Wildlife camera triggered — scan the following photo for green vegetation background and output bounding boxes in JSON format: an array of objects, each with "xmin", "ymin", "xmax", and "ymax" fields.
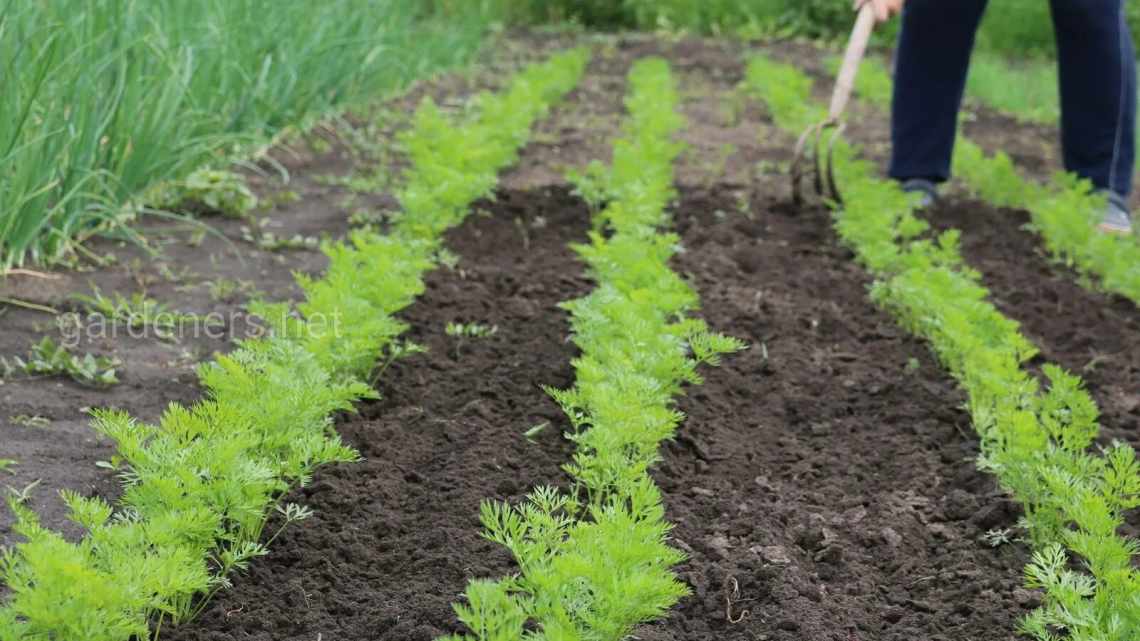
[
  {"xmin": 0, "ymin": 0, "xmax": 494, "ymax": 268},
  {"xmin": 477, "ymin": 0, "xmax": 1140, "ymax": 168},
  {"xmin": 485, "ymin": 0, "xmax": 1139, "ymax": 55},
  {"xmin": 5, "ymin": 0, "xmax": 1132, "ymax": 268}
]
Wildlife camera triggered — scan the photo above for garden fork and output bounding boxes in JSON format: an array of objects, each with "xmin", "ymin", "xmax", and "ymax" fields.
[{"xmin": 791, "ymin": 3, "xmax": 877, "ymax": 207}]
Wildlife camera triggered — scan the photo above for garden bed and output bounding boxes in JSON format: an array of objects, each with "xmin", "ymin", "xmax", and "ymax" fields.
[{"xmin": 2, "ymin": 32, "xmax": 1137, "ymax": 641}]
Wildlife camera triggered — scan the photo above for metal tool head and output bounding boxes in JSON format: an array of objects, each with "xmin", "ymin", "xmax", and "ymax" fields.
[
  {"xmin": 790, "ymin": 119, "xmax": 846, "ymax": 208},
  {"xmin": 789, "ymin": 4, "xmax": 875, "ymax": 210}
]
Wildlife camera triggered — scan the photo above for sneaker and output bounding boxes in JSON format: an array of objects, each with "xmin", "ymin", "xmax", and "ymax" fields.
[
  {"xmin": 900, "ymin": 178, "xmax": 939, "ymax": 209},
  {"xmin": 1098, "ymin": 191, "xmax": 1133, "ymax": 235}
]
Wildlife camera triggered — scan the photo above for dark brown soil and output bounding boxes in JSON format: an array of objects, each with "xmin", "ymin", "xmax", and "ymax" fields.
[
  {"xmin": 164, "ymin": 40, "xmax": 632, "ymax": 641},
  {"xmin": 923, "ymin": 200, "xmax": 1140, "ymax": 447},
  {"xmin": 4, "ymin": 31, "xmax": 1136, "ymax": 641},
  {"xmin": 165, "ymin": 187, "xmax": 592, "ymax": 641},
  {"xmin": 163, "ymin": 35, "xmax": 1042, "ymax": 641},
  {"xmin": 643, "ymin": 188, "xmax": 1031, "ymax": 641},
  {"xmin": 774, "ymin": 37, "xmax": 1139, "ymax": 454},
  {"xmin": 164, "ymin": 187, "xmax": 1031, "ymax": 641},
  {"xmin": 0, "ymin": 160, "xmax": 339, "ymax": 544},
  {"xmin": 0, "ymin": 36, "xmax": 549, "ymax": 545}
]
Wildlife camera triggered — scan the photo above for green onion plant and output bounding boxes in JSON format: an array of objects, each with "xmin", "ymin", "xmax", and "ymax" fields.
[
  {"xmin": 0, "ymin": 0, "xmax": 493, "ymax": 268},
  {"xmin": 0, "ymin": 48, "xmax": 590, "ymax": 641}
]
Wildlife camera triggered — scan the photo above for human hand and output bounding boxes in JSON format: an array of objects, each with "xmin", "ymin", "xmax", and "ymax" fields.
[{"xmin": 854, "ymin": 0, "xmax": 904, "ymax": 22}]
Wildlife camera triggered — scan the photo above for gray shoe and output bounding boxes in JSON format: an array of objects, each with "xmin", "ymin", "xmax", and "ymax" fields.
[
  {"xmin": 901, "ymin": 178, "xmax": 939, "ymax": 209},
  {"xmin": 1099, "ymin": 191, "xmax": 1133, "ymax": 235}
]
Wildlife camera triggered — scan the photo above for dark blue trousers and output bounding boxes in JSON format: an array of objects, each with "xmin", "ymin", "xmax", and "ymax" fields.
[{"xmin": 890, "ymin": 0, "xmax": 1136, "ymax": 197}]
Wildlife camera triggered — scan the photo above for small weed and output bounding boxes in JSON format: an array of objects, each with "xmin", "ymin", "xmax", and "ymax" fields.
[
  {"xmin": 55, "ymin": 311, "xmax": 82, "ymax": 336},
  {"xmin": 0, "ymin": 459, "xmax": 16, "ymax": 474},
  {"xmin": 94, "ymin": 456, "xmax": 122, "ymax": 471},
  {"xmin": 722, "ymin": 87, "xmax": 747, "ymax": 126},
  {"xmin": 1082, "ymin": 354, "xmax": 1110, "ymax": 374},
  {"xmin": 370, "ymin": 340, "xmax": 427, "ymax": 385},
  {"xmin": 207, "ymin": 279, "xmax": 239, "ymax": 302},
  {"xmin": 445, "ymin": 322, "xmax": 498, "ymax": 339},
  {"xmin": 314, "ymin": 131, "xmax": 396, "ymax": 192},
  {"xmin": 240, "ymin": 225, "xmax": 320, "ymax": 251},
  {"xmin": 436, "ymin": 248, "xmax": 461, "ymax": 271},
  {"xmin": 269, "ymin": 190, "xmax": 301, "ymax": 207},
  {"xmin": 10, "ymin": 415, "xmax": 51, "ymax": 429},
  {"xmin": 984, "ymin": 528, "xmax": 1015, "ymax": 548},
  {"xmin": 523, "ymin": 422, "xmax": 549, "ymax": 442},
  {"xmin": 6, "ymin": 479, "xmax": 41, "ymax": 505},
  {"xmin": 313, "ymin": 173, "xmax": 343, "ymax": 187},
  {"xmin": 309, "ymin": 136, "xmax": 333, "ymax": 155},
  {"xmin": 337, "ymin": 194, "xmax": 359, "ymax": 211},
  {"xmin": 345, "ymin": 168, "xmax": 394, "ymax": 194},
  {"xmin": 701, "ymin": 143, "xmax": 736, "ymax": 187},
  {"xmin": 370, "ymin": 106, "xmax": 402, "ymax": 130},
  {"xmin": 348, "ymin": 210, "xmax": 387, "ymax": 228},
  {"xmin": 73, "ymin": 287, "xmax": 191, "ymax": 341},
  {"xmin": 206, "ymin": 278, "xmax": 253, "ymax": 303},
  {"xmin": 157, "ymin": 262, "xmax": 195, "ymax": 284},
  {"xmin": 147, "ymin": 168, "xmax": 259, "ymax": 219},
  {"xmin": 125, "ymin": 257, "xmax": 157, "ymax": 290},
  {"xmin": 1, "ymin": 337, "xmax": 120, "ymax": 387},
  {"xmin": 755, "ymin": 159, "xmax": 785, "ymax": 176},
  {"xmin": 530, "ymin": 129, "xmax": 561, "ymax": 145},
  {"xmin": 164, "ymin": 347, "xmax": 204, "ymax": 370},
  {"xmin": 187, "ymin": 228, "xmax": 208, "ymax": 247},
  {"xmin": 446, "ymin": 321, "xmax": 498, "ymax": 359},
  {"xmin": 514, "ymin": 217, "xmax": 532, "ymax": 250},
  {"xmin": 735, "ymin": 191, "xmax": 754, "ymax": 220}
]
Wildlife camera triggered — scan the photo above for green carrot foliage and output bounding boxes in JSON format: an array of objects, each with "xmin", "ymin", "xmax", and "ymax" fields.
[
  {"xmin": 0, "ymin": 1, "xmax": 501, "ymax": 268},
  {"xmin": 746, "ymin": 54, "xmax": 1140, "ymax": 641},
  {"xmin": 443, "ymin": 57, "xmax": 744, "ymax": 641},
  {"xmin": 0, "ymin": 48, "xmax": 590, "ymax": 641}
]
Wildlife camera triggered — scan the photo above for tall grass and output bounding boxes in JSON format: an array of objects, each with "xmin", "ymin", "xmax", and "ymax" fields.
[
  {"xmin": 966, "ymin": 54, "xmax": 1062, "ymax": 125},
  {"xmin": 0, "ymin": 0, "xmax": 490, "ymax": 268},
  {"xmin": 964, "ymin": 52, "xmax": 1140, "ymax": 171},
  {"xmin": 978, "ymin": 1, "xmax": 1140, "ymax": 55}
]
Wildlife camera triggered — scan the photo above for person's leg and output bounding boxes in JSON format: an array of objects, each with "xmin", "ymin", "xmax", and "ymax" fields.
[
  {"xmin": 1050, "ymin": 0, "xmax": 1136, "ymax": 199},
  {"xmin": 890, "ymin": 0, "xmax": 989, "ymax": 184}
]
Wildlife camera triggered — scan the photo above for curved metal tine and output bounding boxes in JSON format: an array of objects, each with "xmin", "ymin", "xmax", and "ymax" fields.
[
  {"xmin": 811, "ymin": 122, "xmax": 830, "ymax": 198},
  {"xmin": 824, "ymin": 122, "xmax": 848, "ymax": 206},
  {"xmin": 791, "ymin": 123, "xmax": 822, "ymax": 206}
]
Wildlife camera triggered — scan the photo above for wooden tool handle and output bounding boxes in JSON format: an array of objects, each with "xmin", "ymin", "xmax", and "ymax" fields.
[{"xmin": 829, "ymin": 4, "xmax": 877, "ymax": 121}]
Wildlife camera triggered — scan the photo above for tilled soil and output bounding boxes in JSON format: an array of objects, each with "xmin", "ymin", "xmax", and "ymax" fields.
[
  {"xmin": 168, "ymin": 35, "xmax": 1049, "ymax": 641},
  {"xmin": 168, "ymin": 184, "xmax": 1032, "ymax": 641},
  {"xmin": 644, "ymin": 188, "xmax": 1032, "ymax": 641},
  {"xmin": 924, "ymin": 199, "xmax": 1140, "ymax": 456},
  {"xmin": 6, "ymin": 32, "xmax": 1137, "ymax": 641},
  {"xmin": 167, "ymin": 187, "xmax": 593, "ymax": 641},
  {"xmin": 0, "ymin": 35, "xmax": 553, "ymax": 545}
]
